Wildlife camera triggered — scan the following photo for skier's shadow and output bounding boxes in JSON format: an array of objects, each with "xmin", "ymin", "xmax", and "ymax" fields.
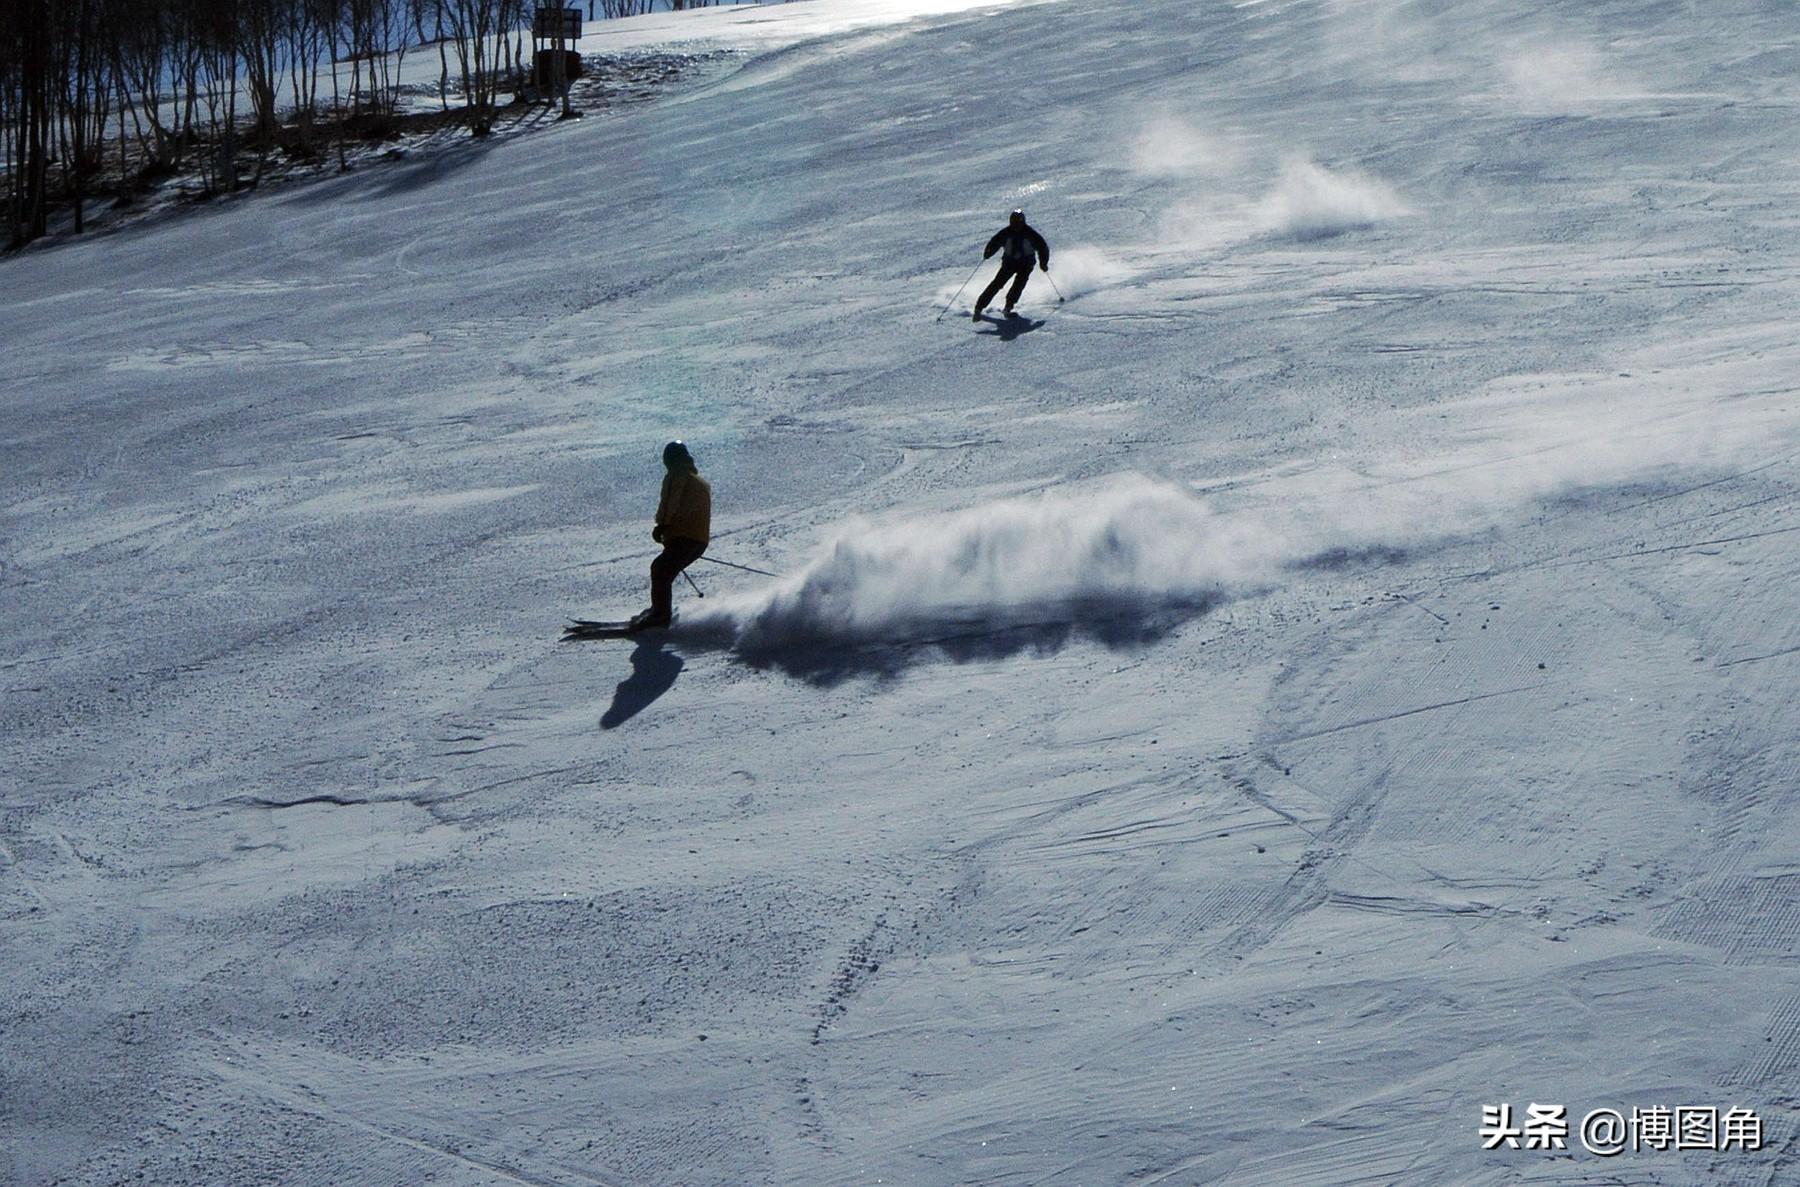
[
  {"xmin": 600, "ymin": 637, "xmax": 684, "ymax": 729},
  {"xmin": 976, "ymin": 313, "xmax": 1045, "ymax": 342}
]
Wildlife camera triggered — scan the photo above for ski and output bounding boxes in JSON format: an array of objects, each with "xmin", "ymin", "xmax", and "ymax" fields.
[
  {"xmin": 562, "ymin": 621, "xmax": 633, "ymax": 640},
  {"xmin": 561, "ymin": 615, "xmax": 676, "ymax": 640}
]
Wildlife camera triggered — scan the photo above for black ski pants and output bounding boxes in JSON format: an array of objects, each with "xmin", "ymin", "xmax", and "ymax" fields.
[
  {"xmin": 976, "ymin": 258, "xmax": 1035, "ymax": 313},
  {"xmin": 651, "ymin": 536, "xmax": 707, "ymax": 617}
]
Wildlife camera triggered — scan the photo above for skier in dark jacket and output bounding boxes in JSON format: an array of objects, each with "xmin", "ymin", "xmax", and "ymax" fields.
[
  {"xmin": 973, "ymin": 209, "xmax": 1050, "ymax": 319},
  {"xmin": 632, "ymin": 440, "xmax": 710, "ymax": 631}
]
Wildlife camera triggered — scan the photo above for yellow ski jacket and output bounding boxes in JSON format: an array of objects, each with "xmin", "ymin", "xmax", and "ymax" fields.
[{"xmin": 656, "ymin": 468, "xmax": 711, "ymax": 545}]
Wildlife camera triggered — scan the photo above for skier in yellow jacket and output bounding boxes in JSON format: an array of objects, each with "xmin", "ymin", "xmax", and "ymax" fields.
[{"xmin": 633, "ymin": 440, "xmax": 710, "ymax": 631}]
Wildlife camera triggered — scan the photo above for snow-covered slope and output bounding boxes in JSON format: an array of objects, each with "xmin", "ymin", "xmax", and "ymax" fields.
[{"xmin": 6, "ymin": 0, "xmax": 1800, "ymax": 1182}]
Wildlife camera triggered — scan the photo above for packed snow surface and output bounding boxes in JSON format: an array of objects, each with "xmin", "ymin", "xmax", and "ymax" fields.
[{"xmin": 6, "ymin": 0, "xmax": 1800, "ymax": 1183}]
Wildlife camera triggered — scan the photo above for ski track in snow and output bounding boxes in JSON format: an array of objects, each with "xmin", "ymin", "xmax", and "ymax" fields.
[{"xmin": 7, "ymin": 0, "xmax": 1800, "ymax": 1183}]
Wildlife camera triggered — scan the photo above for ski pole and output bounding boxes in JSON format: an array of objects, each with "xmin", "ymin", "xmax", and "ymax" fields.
[
  {"xmin": 683, "ymin": 570, "xmax": 704, "ymax": 598},
  {"xmin": 936, "ymin": 260, "xmax": 985, "ymax": 322},
  {"xmin": 1045, "ymin": 269, "xmax": 1067, "ymax": 303},
  {"xmin": 698, "ymin": 555, "xmax": 782, "ymax": 578}
]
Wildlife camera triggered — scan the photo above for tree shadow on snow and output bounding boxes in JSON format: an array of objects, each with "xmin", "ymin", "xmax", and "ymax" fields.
[
  {"xmin": 600, "ymin": 636, "xmax": 685, "ymax": 729},
  {"xmin": 676, "ymin": 594, "xmax": 1218, "ymax": 687},
  {"xmin": 275, "ymin": 129, "xmax": 515, "ymax": 209}
]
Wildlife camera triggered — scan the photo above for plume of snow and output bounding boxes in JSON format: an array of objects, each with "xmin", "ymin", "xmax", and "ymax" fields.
[
  {"xmin": 688, "ymin": 365, "xmax": 1800, "ymax": 660},
  {"xmin": 1129, "ymin": 114, "xmax": 1243, "ymax": 179},
  {"xmin": 1253, "ymin": 155, "xmax": 1411, "ymax": 240},
  {"xmin": 1502, "ymin": 41, "xmax": 1633, "ymax": 111},
  {"xmin": 693, "ymin": 476, "xmax": 1274, "ymax": 650},
  {"xmin": 1049, "ymin": 245, "xmax": 1137, "ymax": 297}
]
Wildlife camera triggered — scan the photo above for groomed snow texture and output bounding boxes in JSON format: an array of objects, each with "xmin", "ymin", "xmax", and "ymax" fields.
[{"xmin": 6, "ymin": 0, "xmax": 1800, "ymax": 1183}]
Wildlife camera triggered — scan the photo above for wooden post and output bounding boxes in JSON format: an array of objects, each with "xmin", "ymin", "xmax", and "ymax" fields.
[{"xmin": 533, "ymin": 7, "xmax": 582, "ymax": 119}]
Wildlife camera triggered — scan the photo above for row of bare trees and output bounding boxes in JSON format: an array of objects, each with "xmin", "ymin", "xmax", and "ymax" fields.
[{"xmin": 5, "ymin": 0, "xmax": 777, "ymax": 249}]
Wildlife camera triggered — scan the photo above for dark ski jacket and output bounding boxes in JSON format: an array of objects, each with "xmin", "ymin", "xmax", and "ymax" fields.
[{"xmin": 985, "ymin": 223, "xmax": 1050, "ymax": 270}]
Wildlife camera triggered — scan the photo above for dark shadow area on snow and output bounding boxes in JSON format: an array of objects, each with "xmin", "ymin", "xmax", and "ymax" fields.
[
  {"xmin": 275, "ymin": 129, "xmax": 518, "ymax": 208},
  {"xmin": 674, "ymin": 594, "xmax": 1219, "ymax": 687},
  {"xmin": 1280, "ymin": 221, "xmax": 1376, "ymax": 243},
  {"xmin": 976, "ymin": 313, "xmax": 1046, "ymax": 341},
  {"xmin": 668, "ymin": 535, "xmax": 1456, "ymax": 686},
  {"xmin": 1289, "ymin": 542, "xmax": 1413, "ymax": 572},
  {"xmin": 600, "ymin": 636, "xmax": 685, "ymax": 728}
]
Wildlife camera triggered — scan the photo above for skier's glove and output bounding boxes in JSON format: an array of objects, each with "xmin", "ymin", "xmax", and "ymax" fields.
[{"xmin": 652, "ymin": 525, "xmax": 665, "ymax": 543}]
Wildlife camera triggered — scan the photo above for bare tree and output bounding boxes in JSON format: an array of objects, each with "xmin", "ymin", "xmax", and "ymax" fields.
[
  {"xmin": 6, "ymin": 0, "xmax": 53, "ymax": 246},
  {"xmin": 0, "ymin": 0, "xmax": 788, "ymax": 247},
  {"xmin": 438, "ymin": 0, "xmax": 527, "ymax": 135}
]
